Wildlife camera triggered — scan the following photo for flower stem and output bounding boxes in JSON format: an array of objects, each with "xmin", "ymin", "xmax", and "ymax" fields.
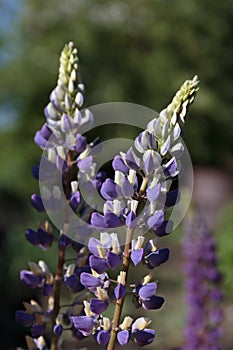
[
  {"xmin": 107, "ymin": 176, "xmax": 149, "ymax": 350},
  {"xmin": 107, "ymin": 228, "xmax": 133, "ymax": 350},
  {"xmin": 50, "ymin": 151, "xmax": 73, "ymax": 350},
  {"xmin": 50, "ymin": 245, "xmax": 66, "ymax": 350}
]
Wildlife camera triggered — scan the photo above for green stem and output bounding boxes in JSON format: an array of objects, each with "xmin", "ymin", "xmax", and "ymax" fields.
[{"xmin": 107, "ymin": 176, "xmax": 149, "ymax": 350}]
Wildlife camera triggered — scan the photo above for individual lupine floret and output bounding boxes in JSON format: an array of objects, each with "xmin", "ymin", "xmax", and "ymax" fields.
[
  {"xmin": 131, "ymin": 317, "xmax": 156, "ymax": 346},
  {"xmin": 114, "ymin": 271, "xmax": 127, "ymax": 300},
  {"xmin": 95, "ymin": 317, "xmax": 111, "ymax": 345},
  {"xmin": 130, "ymin": 236, "xmax": 145, "ymax": 266},
  {"xmin": 143, "ymin": 238, "xmax": 170, "ymax": 269},
  {"xmin": 80, "ymin": 270, "xmax": 110, "ymax": 294},
  {"xmin": 25, "ymin": 221, "xmax": 54, "ymax": 250},
  {"xmin": 133, "ymin": 274, "xmax": 164, "ymax": 310},
  {"xmin": 88, "ymin": 232, "xmax": 121, "ymax": 273},
  {"xmin": 16, "ymin": 300, "xmax": 48, "ymax": 340},
  {"xmin": 20, "ymin": 261, "xmax": 54, "ymax": 297},
  {"xmin": 117, "ymin": 316, "xmax": 134, "ymax": 345}
]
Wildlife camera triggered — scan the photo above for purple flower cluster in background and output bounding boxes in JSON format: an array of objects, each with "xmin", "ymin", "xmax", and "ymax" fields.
[
  {"xmin": 15, "ymin": 41, "xmax": 199, "ymax": 350},
  {"xmin": 182, "ymin": 211, "xmax": 223, "ymax": 350}
]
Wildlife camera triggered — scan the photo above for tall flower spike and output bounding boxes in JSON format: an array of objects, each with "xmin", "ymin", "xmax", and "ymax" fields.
[{"xmin": 182, "ymin": 210, "xmax": 223, "ymax": 350}]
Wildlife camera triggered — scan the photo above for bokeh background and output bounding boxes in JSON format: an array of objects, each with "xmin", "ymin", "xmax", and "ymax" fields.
[{"xmin": 0, "ymin": 0, "xmax": 232, "ymax": 349}]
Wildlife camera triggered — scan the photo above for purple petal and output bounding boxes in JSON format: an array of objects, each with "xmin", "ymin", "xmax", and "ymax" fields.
[
  {"xmin": 91, "ymin": 213, "xmax": 107, "ymax": 228},
  {"xmin": 147, "ymin": 183, "xmax": 161, "ymax": 202},
  {"xmin": 64, "ymin": 274, "xmax": 84, "ymax": 293},
  {"xmin": 71, "ymin": 316, "xmax": 95, "ymax": 336},
  {"xmin": 133, "ymin": 328, "xmax": 156, "ymax": 346},
  {"xmin": 40, "ymin": 124, "xmax": 52, "ymax": 139},
  {"xmin": 70, "ymin": 191, "xmax": 81, "ymax": 211},
  {"xmin": 142, "ymin": 295, "xmax": 164, "ymax": 310},
  {"xmin": 165, "ymin": 190, "xmax": 180, "ymax": 208},
  {"xmin": 89, "ymin": 256, "xmax": 109, "ymax": 274},
  {"xmin": 146, "ymin": 248, "xmax": 169, "ymax": 268},
  {"xmin": 117, "ymin": 330, "xmax": 130, "ymax": 345},
  {"xmin": 20, "ymin": 270, "xmax": 42, "ymax": 288},
  {"xmin": 34, "ymin": 131, "xmax": 48, "ymax": 148},
  {"xmin": 31, "ymin": 323, "xmax": 46, "ymax": 338},
  {"xmin": 15, "ymin": 310, "xmax": 35, "ymax": 327},
  {"xmin": 42, "ymin": 283, "xmax": 53, "ymax": 297},
  {"xmin": 32, "ymin": 165, "xmax": 40, "ymax": 180},
  {"xmin": 58, "ymin": 234, "xmax": 72, "ymax": 248},
  {"xmin": 163, "ymin": 157, "xmax": 178, "ymax": 177},
  {"xmin": 153, "ymin": 220, "xmax": 173, "ymax": 237},
  {"xmin": 96, "ymin": 330, "xmax": 110, "ymax": 345},
  {"xmin": 31, "ymin": 194, "xmax": 45, "ymax": 212},
  {"xmin": 53, "ymin": 324, "xmax": 63, "ymax": 337},
  {"xmin": 139, "ymin": 283, "xmax": 157, "ymax": 300},
  {"xmin": 37, "ymin": 228, "xmax": 53, "ymax": 249},
  {"xmin": 114, "ymin": 284, "xmax": 126, "ymax": 300},
  {"xmin": 80, "ymin": 272, "xmax": 102, "ymax": 291},
  {"xmin": 131, "ymin": 248, "xmax": 144, "ymax": 266},
  {"xmin": 112, "ymin": 155, "xmax": 129, "ymax": 174},
  {"xmin": 147, "ymin": 210, "xmax": 164, "ymax": 229},
  {"xmin": 100, "ymin": 179, "xmax": 118, "ymax": 200},
  {"xmin": 125, "ymin": 148, "xmax": 140, "ymax": 170},
  {"xmin": 88, "ymin": 237, "xmax": 102, "ymax": 256},
  {"xmin": 121, "ymin": 177, "xmax": 134, "ymax": 197},
  {"xmin": 126, "ymin": 211, "xmax": 137, "ymax": 229},
  {"xmin": 78, "ymin": 156, "xmax": 93, "ymax": 171},
  {"xmin": 106, "ymin": 251, "xmax": 121, "ymax": 269},
  {"xmin": 143, "ymin": 152, "xmax": 155, "ymax": 174},
  {"xmin": 76, "ymin": 134, "xmax": 87, "ymax": 153},
  {"xmin": 25, "ymin": 228, "xmax": 39, "ymax": 246},
  {"xmin": 90, "ymin": 298, "xmax": 108, "ymax": 314},
  {"xmin": 104, "ymin": 212, "xmax": 122, "ymax": 228}
]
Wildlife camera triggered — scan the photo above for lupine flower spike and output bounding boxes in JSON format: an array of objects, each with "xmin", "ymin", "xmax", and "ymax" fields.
[
  {"xmin": 182, "ymin": 210, "xmax": 223, "ymax": 350},
  {"xmin": 16, "ymin": 41, "xmax": 199, "ymax": 350}
]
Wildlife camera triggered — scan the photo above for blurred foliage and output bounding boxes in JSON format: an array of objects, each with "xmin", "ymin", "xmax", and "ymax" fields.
[
  {"xmin": 0, "ymin": 0, "xmax": 233, "ymax": 198},
  {"xmin": 0, "ymin": 0, "xmax": 233, "ymax": 349}
]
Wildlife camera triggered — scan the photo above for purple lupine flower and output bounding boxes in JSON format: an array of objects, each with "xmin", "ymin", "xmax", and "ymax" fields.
[
  {"xmin": 88, "ymin": 233, "xmax": 121, "ymax": 273},
  {"xmin": 131, "ymin": 236, "xmax": 145, "ymax": 266},
  {"xmin": 25, "ymin": 227, "xmax": 54, "ymax": 250},
  {"xmin": 100, "ymin": 178, "xmax": 119, "ymax": 200},
  {"xmin": 15, "ymin": 311, "xmax": 35, "ymax": 327},
  {"xmin": 131, "ymin": 317, "xmax": 156, "ymax": 346},
  {"xmin": 96, "ymin": 330, "xmax": 111, "ymax": 345},
  {"xmin": 90, "ymin": 298, "xmax": 108, "ymax": 314},
  {"xmin": 31, "ymin": 323, "xmax": 46, "ymax": 338},
  {"xmin": 133, "ymin": 279, "xmax": 165, "ymax": 311},
  {"xmin": 71, "ymin": 316, "xmax": 95, "ymax": 336},
  {"xmin": 182, "ymin": 212, "xmax": 223, "ymax": 350},
  {"xmin": 20, "ymin": 270, "xmax": 42, "ymax": 288},
  {"xmin": 117, "ymin": 316, "xmax": 133, "ymax": 345},
  {"xmin": 112, "ymin": 155, "xmax": 129, "ymax": 174},
  {"xmin": 31, "ymin": 194, "xmax": 45, "ymax": 212},
  {"xmin": 114, "ymin": 271, "xmax": 127, "ymax": 300},
  {"xmin": 144, "ymin": 239, "xmax": 170, "ymax": 269},
  {"xmin": 53, "ymin": 324, "xmax": 63, "ymax": 337}
]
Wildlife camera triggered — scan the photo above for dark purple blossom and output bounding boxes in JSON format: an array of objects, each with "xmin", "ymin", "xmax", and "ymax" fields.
[
  {"xmin": 15, "ymin": 311, "xmax": 35, "ymax": 327},
  {"xmin": 71, "ymin": 316, "xmax": 95, "ymax": 336},
  {"xmin": 31, "ymin": 194, "xmax": 45, "ymax": 212}
]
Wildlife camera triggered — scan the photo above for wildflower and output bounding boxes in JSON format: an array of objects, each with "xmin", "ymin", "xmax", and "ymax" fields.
[{"xmin": 182, "ymin": 211, "xmax": 223, "ymax": 350}]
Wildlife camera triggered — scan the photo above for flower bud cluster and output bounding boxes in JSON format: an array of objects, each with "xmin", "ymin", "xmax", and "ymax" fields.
[{"xmin": 182, "ymin": 212, "xmax": 223, "ymax": 350}]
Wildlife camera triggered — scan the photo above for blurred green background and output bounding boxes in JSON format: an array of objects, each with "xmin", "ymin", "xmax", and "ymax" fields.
[{"xmin": 0, "ymin": 0, "xmax": 232, "ymax": 349}]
